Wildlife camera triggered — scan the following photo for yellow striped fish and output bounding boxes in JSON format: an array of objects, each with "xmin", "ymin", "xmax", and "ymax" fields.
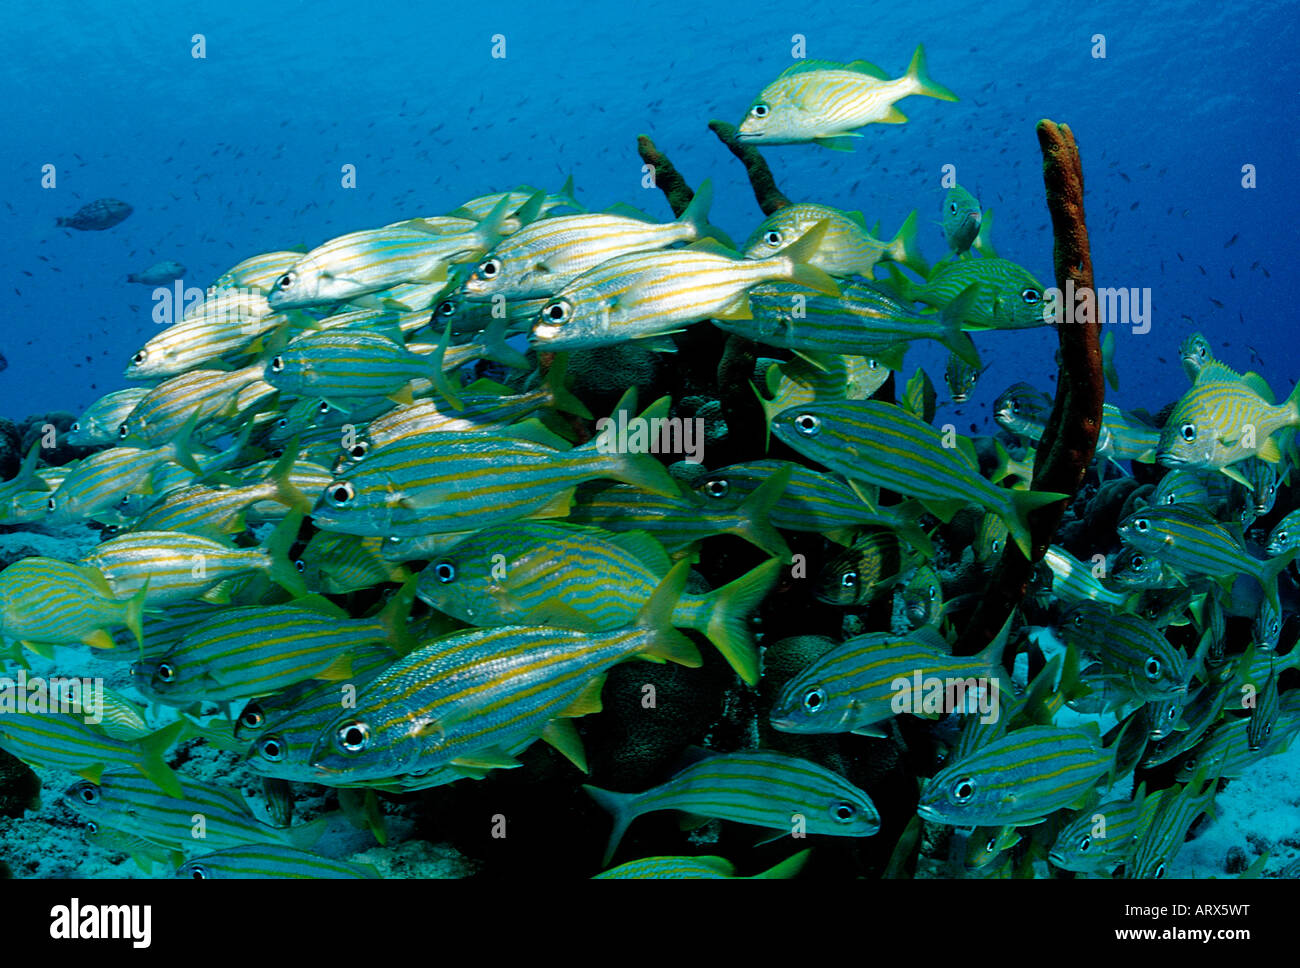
[
  {"xmin": 742, "ymin": 204, "xmax": 928, "ymax": 278},
  {"xmin": 736, "ymin": 46, "xmax": 958, "ymax": 150},
  {"xmin": 0, "ymin": 557, "xmax": 146, "ymax": 652}
]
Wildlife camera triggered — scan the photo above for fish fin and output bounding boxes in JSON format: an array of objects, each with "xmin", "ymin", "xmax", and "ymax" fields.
[
  {"xmin": 527, "ymin": 487, "xmax": 575, "ymax": 520},
  {"xmin": 713, "ymin": 294, "xmax": 753, "ymax": 320},
  {"xmin": 885, "ymin": 210, "xmax": 930, "ymax": 279},
  {"xmin": 850, "ymin": 724, "xmax": 890, "ymax": 738},
  {"xmin": 678, "ymin": 178, "xmax": 714, "ymax": 241},
  {"xmin": 262, "ymin": 510, "xmax": 308, "ymax": 598},
  {"xmin": 813, "ymin": 135, "xmax": 862, "ymax": 151},
  {"xmin": 878, "ymin": 106, "xmax": 909, "ymax": 124},
  {"xmin": 451, "ymin": 748, "xmax": 524, "ymax": 770},
  {"xmin": 1257, "ymin": 437, "xmax": 1282, "ymax": 463},
  {"xmin": 633, "ymin": 560, "xmax": 704, "ymax": 669},
  {"xmin": 562, "ymin": 673, "xmax": 606, "ymax": 718},
  {"xmin": 134, "ymin": 755, "xmax": 184, "ymax": 799},
  {"xmin": 540, "ymin": 718, "xmax": 588, "ymax": 773},
  {"xmin": 1005, "ymin": 489, "xmax": 1069, "ymax": 557},
  {"xmin": 730, "ymin": 464, "xmax": 794, "ymax": 560},
  {"xmin": 80, "ymin": 628, "xmax": 117, "ymax": 651},
  {"xmin": 375, "ymin": 575, "xmax": 419, "ymax": 653},
  {"xmin": 685, "ymin": 237, "xmax": 739, "ymax": 257},
  {"xmin": 605, "ymin": 530, "xmax": 673, "ymax": 575},
  {"xmin": 583, "ymin": 784, "xmax": 639, "ymax": 866},
  {"xmin": 906, "ymin": 43, "xmax": 959, "ymax": 101},
  {"xmin": 1220, "ymin": 465, "xmax": 1251, "ymax": 487},
  {"xmin": 845, "ymin": 59, "xmax": 889, "ymax": 79},
  {"xmin": 540, "ymin": 353, "xmax": 592, "ymax": 419},
  {"xmin": 919, "ymin": 497, "xmax": 968, "ymax": 523},
  {"xmin": 701, "ymin": 557, "xmax": 781, "ymax": 687},
  {"xmin": 777, "ymin": 221, "xmax": 841, "ymax": 297},
  {"xmin": 315, "ymin": 653, "xmax": 355, "ymax": 681}
]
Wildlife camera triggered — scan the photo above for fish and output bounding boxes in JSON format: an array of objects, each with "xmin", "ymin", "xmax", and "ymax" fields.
[
  {"xmin": 1052, "ymin": 603, "xmax": 1189, "ymax": 704},
  {"xmin": 769, "ymin": 621, "xmax": 1010, "ymax": 736},
  {"xmin": 414, "ymin": 520, "xmax": 777, "ymax": 684},
  {"xmin": 733, "ymin": 278, "xmax": 978, "ymax": 369},
  {"xmin": 1125, "ymin": 768, "xmax": 1218, "ymax": 878},
  {"xmin": 447, "ymin": 176, "xmax": 583, "ymax": 230},
  {"xmin": 66, "ymin": 388, "xmax": 152, "ymax": 446},
  {"xmin": 0, "ymin": 557, "xmax": 147, "ymax": 653},
  {"xmin": 460, "ymin": 181, "xmax": 719, "ymax": 300},
  {"xmin": 736, "ymin": 45, "xmax": 958, "ymax": 150},
  {"xmin": 1041, "ymin": 546, "xmax": 1129, "ymax": 607},
  {"xmin": 902, "ymin": 565, "xmax": 945, "ymax": 628},
  {"xmin": 132, "ymin": 585, "xmax": 413, "ymax": 705},
  {"xmin": 211, "ymin": 251, "xmax": 308, "ymax": 294},
  {"xmin": 770, "ymin": 399, "xmax": 1066, "ymax": 556},
  {"xmin": 816, "ymin": 531, "xmax": 908, "ymax": 605},
  {"xmin": 308, "ymin": 564, "xmax": 702, "ymax": 783},
  {"xmin": 1267, "ymin": 510, "xmax": 1300, "ymax": 556},
  {"xmin": 1227, "ymin": 458, "xmax": 1280, "ymax": 526},
  {"xmin": 942, "ymin": 186, "xmax": 982, "ymax": 255},
  {"xmin": 741, "ymin": 204, "xmax": 929, "ymax": 278},
  {"xmin": 126, "ymin": 297, "xmax": 279, "ymax": 380},
  {"xmin": 584, "ymin": 749, "xmax": 880, "ymax": 864},
  {"xmin": 119, "ymin": 364, "xmax": 269, "ymax": 446},
  {"xmin": 1048, "ymin": 783, "xmax": 1155, "ymax": 875},
  {"xmin": 79, "ymin": 515, "xmax": 307, "ymax": 607},
  {"xmin": 267, "ymin": 197, "xmax": 516, "ymax": 309},
  {"xmin": 1156, "ymin": 361, "xmax": 1300, "ymax": 478},
  {"xmin": 66, "ymin": 772, "xmax": 324, "ymax": 855},
  {"xmin": 595, "ymin": 851, "xmax": 810, "ymax": 880},
  {"xmin": 1117, "ymin": 503, "xmax": 1295, "ymax": 614},
  {"xmin": 908, "ymin": 258, "xmax": 1049, "ymax": 330},
  {"xmin": 993, "ymin": 383, "xmax": 1052, "ymax": 441},
  {"xmin": 944, "ymin": 350, "xmax": 985, "ymax": 403},
  {"xmin": 1179, "ymin": 332, "xmax": 1214, "ymax": 381},
  {"xmin": 176, "ymin": 844, "xmax": 378, "ymax": 879},
  {"xmin": 1247, "ymin": 661, "xmax": 1280, "ymax": 752},
  {"xmin": 311, "ymin": 401, "xmax": 680, "ymax": 538},
  {"xmin": 529, "ymin": 224, "xmax": 840, "ymax": 350},
  {"xmin": 917, "ymin": 724, "xmax": 1113, "ymax": 826},
  {"xmin": 57, "ymin": 198, "xmax": 132, "ymax": 230},
  {"xmin": 127, "ymin": 260, "xmax": 186, "ymax": 285}
]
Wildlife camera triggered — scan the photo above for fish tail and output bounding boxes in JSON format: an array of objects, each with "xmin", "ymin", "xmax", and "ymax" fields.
[
  {"xmin": 582, "ymin": 783, "xmax": 639, "ymax": 866},
  {"xmin": 285, "ymin": 814, "xmax": 333, "ymax": 851},
  {"xmin": 556, "ymin": 173, "xmax": 584, "ymax": 212},
  {"xmin": 477, "ymin": 314, "xmax": 532, "ymax": 370},
  {"xmin": 542, "ymin": 353, "xmax": 593, "ymax": 419},
  {"xmin": 776, "ymin": 221, "xmax": 842, "ymax": 297},
  {"xmin": 123, "ymin": 581, "xmax": 149, "ymax": 650},
  {"xmin": 885, "ymin": 211, "xmax": 931, "ymax": 279},
  {"xmin": 753, "ymin": 849, "xmax": 811, "ymax": 878},
  {"xmin": 937, "ymin": 294, "xmax": 981, "ymax": 368},
  {"xmin": 730, "ymin": 463, "xmax": 794, "ymax": 560},
  {"xmin": 377, "ymin": 575, "xmax": 419, "ymax": 653},
  {"xmin": 169, "ymin": 409, "xmax": 202, "ymax": 475},
  {"xmin": 266, "ymin": 441, "xmax": 313, "ymax": 514},
  {"xmin": 1004, "ymin": 488, "xmax": 1068, "ymax": 557},
  {"xmin": 972, "ymin": 209, "xmax": 998, "ymax": 258},
  {"xmin": 427, "ymin": 318, "xmax": 466, "ymax": 411},
  {"xmin": 263, "ymin": 510, "xmax": 308, "ymax": 598},
  {"xmin": 476, "ymin": 192, "xmax": 523, "ymax": 248},
  {"xmin": 906, "ymin": 43, "xmax": 959, "ymax": 102},
  {"xmin": 635, "ymin": 560, "xmax": 703, "ymax": 668},
  {"xmin": 1259, "ymin": 549, "xmax": 1298, "ymax": 615},
  {"xmin": 700, "ymin": 557, "xmax": 781, "ymax": 686},
  {"xmin": 678, "ymin": 177, "xmax": 714, "ymax": 241}
]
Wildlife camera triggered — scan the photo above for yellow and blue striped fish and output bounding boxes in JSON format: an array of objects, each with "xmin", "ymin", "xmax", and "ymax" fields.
[
  {"xmin": 121, "ymin": 364, "xmax": 270, "ymax": 447},
  {"xmin": 67, "ymin": 387, "xmax": 151, "ymax": 446},
  {"xmin": 309, "ymin": 564, "xmax": 701, "ymax": 784},
  {"xmin": 595, "ymin": 851, "xmax": 809, "ymax": 879},
  {"xmin": 416, "ymin": 520, "xmax": 778, "ymax": 684},
  {"xmin": 736, "ymin": 46, "xmax": 958, "ymax": 150},
  {"xmin": 909, "ymin": 258, "xmax": 1049, "ymax": 330},
  {"xmin": 211, "ymin": 251, "xmax": 307, "ymax": 294},
  {"xmin": 742, "ymin": 204, "xmax": 928, "ymax": 278},
  {"xmin": 771, "ymin": 399, "xmax": 1065, "ymax": 557},
  {"xmin": 1125, "ymin": 767, "xmax": 1218, "ymax": 879},
  {"xmin": 918, "ymin": 724, "xmax": 1113, "ymax": 826},
  {"xmin": 1053, "ymin": 603, "xmax": 1189, "ymax": 704},
  {"xmin": 176, "ymin": 844, "xmax": 378, "ymax": 879},
  {"xmin": 0, "ymin": 557, "xmax": 146, "ymax": 653},
  {"xmin": 584, "ymin": 749, "xmax": 880, "ymax": 864},
  {"xmin": 530, "ymin": 223, "xmax": 840, "ymax": 350},
  {"xmin": 126, "ymin": 294, "xmax": 278, "ymax": 379},
  {"xmin": 1048, "ymin": 783, "xmax": 1156, "ymax": 875}
]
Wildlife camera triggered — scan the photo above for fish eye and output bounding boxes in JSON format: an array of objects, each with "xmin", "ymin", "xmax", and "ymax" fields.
[
  {"xmin": 132, "ymin": 350, "xmax": 147, "ymax": 365},
  {"xmin": 85, "ymin": 821, "xmax": 99, "ymax": 834},
  {"xmin": 1079, "ymin": 836, "xmax": 1091, "ymax": 853},
  {"xmin": 1132, "ymin": 554, "xmax": 1145, "ymax": 568},
  {"xmin": 1279, "ymin": 532, "xmax": 1289, "ymax": 542},
  {"xmin": 46, "ymin": 497, "xmax": 56, "ymax": 511},
  {"xmin": 543, "ymin": 300, "xmax": 569, "ymax": 323},
  {"xmin": 985, "ymin": 836, "xmax": 997, "ymax": 852},
  {"xmin": 928, "ymin": 586, "xmax": 938, "ymax": 601},
  {"xmin": 433, "ymin": 561, "xmax": 457, "ymax": 584},
  {"xmin": 317, "ymin": 401, "xmax": 332, "ymax": 415},
  {"xmin": 349, "ymin": 441, "xmax": 368, "ymax": 459},
  {"xmin": 703, "ymin": 478, "xmax": 730, "ymax": 499},
  {"xmin": 949, "ymin": 202, "xmax": 958, "ymax": 214},
  {"xmin": 1071, "ymin": 612, "xmax": 1085, "ymax": 627},
  {"xmin": 1166, "ymin": 706, "xmax": 1178, "ymax": 721},
  {"xmin": 1134, "ymin": 518, "xmax": 1149, "ymax": 532},
  {"xmin": 802, "ymin": 687, "xmax": 827, "ymax": 712},
  {"xmin": 478, "ymin": 258, "xmax": 501, "ymax": 279},
  {"xmin": 335, "ymin": 721, "xmax": 370, "ymax": 754},
  {"xmin": 1143, "ymin": 656, "xmax": 1162, "ymax": 681},
  {"xmin": 950, "ymin": 777, "xmax": 976, "ymax": 803},
  {"xmin": 277, "ymin": 272, "xmax": 295, "ymax": 290},
  {"xmin": 294, "ymin": 558, "xmax": 306, "ymax": 573},
  {"xmin": 70, "ymin": 421, "xmax": 81, "ymax": 432},
  {"xmin": 1020, "ymin": 288, "xmax": 1041, "ymax": 304},
  {"xmin": 239, "ymin": 707, "xmax": 265, "ymax": 730},
  {"xmin": 156, "ymin": 662, "xmax": 176, "ymax": 683},
  {"xmin": 117, "ymin": 423, "xmax": 130, "ymax": 439},
  {"xmin": 793, "ymin": 413, "xmax": 821, "ymax": 437},
  {"xmin": 259, "ymin": 736, "xmax": 285, "ymax": 762},
  {"xmin": 435, "ymin": 300, "xmax": 456, "ymax": 317},
  {"xmin": 991, "ymin": 539, "xmax": 1001, "ymax": 554},
  {"xmin": 275, "ymin": 418, "xmax": 289, "ymax": 430},
  {"xmin": 270, "ymin": 356, "xmax": 285, "ymax": 373},
  {"xmin": 187, "ymin": 865, "xmax": 211, "ymax": 880},
  {"xmin": 763, "ymin": 230, "xmax": 783, "ymax": 247},
  {"xmin": 840, "ymin": 571, "xmax": 858, "ymax": 589},
  {"xmin": 1010, "ymin": 399, "xmax": 1020, "ymax": 412},
  {"xmin": 1154, "ymin": 863, "xmax": 1166, "ymax": 879},
  {"xmin": 78, "ymin": 785, "xmax": 100, "ymax": 805},
  {"xmin": 831, "ymin": 802, "xmax": 857, "ymax": 823},
  {"xmin": 750, "ymin": 102, "xmax": 770, "ymax": 119},
  {"xmin": 1180, "ymin": 424, "xmax": 1196, "ymax": 441},
  {"xmin": 328, "ymin": 482, "xmax": 355, "ymax": 507}
]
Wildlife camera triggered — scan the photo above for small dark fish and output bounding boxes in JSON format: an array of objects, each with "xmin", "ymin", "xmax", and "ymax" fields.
[
  {"xmin": 1209, "ymin": 298, "xmax": 1224, "ymax": 308},
  {"xmin": 56, "ymin": 198, "xmax": 132, "ymax": 231},
  {"xmin": 1225, "ymin": 234, "xmax": 1238, "ymax": 248},
  {"xmin": 0, "ymin": 351, "xmax": 7, "ymax": 372}
]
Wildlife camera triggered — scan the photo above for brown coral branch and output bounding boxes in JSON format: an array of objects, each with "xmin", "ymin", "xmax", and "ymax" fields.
[
  {"xmin": 707, "ymin": 121, "xmax": 791, "ymax": 216},
  {"xmin": 636, "ymin": 135, "xmax": 695, "ymax": 217},
  {"xmin": 955, "ymin": 120, "xmax": 1105, "ymax": 658}
]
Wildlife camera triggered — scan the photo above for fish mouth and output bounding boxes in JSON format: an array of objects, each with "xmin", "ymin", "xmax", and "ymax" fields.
[{"xmin": 915, "ymin": 802, "xmax": 946, "ymax": 823}]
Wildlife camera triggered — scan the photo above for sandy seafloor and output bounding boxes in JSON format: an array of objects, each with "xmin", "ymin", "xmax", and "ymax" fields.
[{"xmin": 0, "ymin": 528, "xmax": 1297, "ymax": 881}]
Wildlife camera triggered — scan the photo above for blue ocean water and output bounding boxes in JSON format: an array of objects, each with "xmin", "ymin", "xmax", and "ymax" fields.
[{"xmin": 2, "ymin": 0, "xmax": 1296, "ymax": 425}]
